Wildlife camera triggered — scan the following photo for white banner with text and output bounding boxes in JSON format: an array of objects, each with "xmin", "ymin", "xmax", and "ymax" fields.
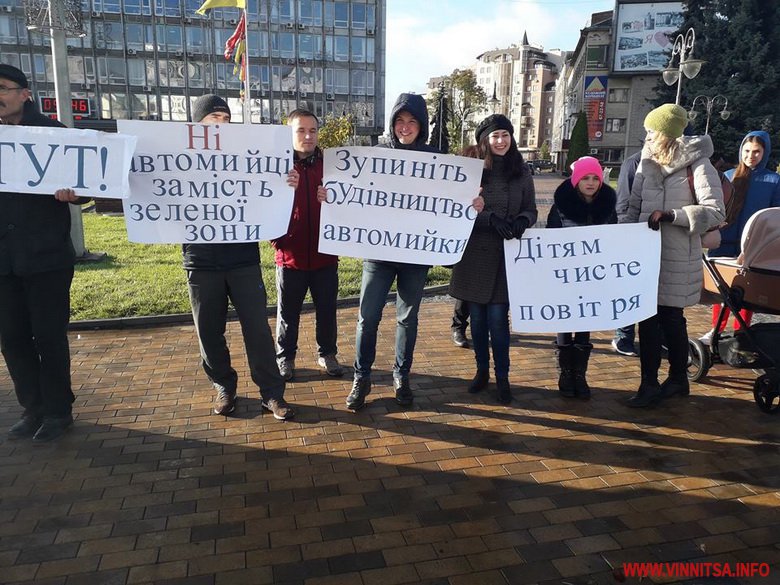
[
  {"xmin": 118, "ymin": 120, "xmax": 294, "ymax": 243},
  {"xmin": 506, "ymin": 224, "xmax": 661, "ymax": 333},
  {"xmin": 319, "ymin": 146, "xmax": 484, "ymax": 265},
  {"xmin": 0, "ymin": 125, "xmax": 136, "ymax": 198}
]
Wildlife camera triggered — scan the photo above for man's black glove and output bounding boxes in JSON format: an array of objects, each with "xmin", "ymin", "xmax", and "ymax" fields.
[
  {"xmin": 647, "ymin": 210, "xmax": 674, "ymax": 231},
  {"xmin": 511, "ymin": 216, "xmax": 530, "ymax": 239},
  {"xmin": 490, "ymin": 214, "xmax": 514, "ymax": 240}
]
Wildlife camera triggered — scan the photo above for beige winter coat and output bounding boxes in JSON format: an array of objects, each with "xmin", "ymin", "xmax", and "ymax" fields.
[{"xmin": 621, "ymin": 135, "xmax": 725, "ymax": 308}]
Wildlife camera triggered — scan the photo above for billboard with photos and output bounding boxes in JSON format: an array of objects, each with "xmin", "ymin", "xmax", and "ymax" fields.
[{"xmin": 612, "ymin": 1, "xmax": 685, "ymax": 73}]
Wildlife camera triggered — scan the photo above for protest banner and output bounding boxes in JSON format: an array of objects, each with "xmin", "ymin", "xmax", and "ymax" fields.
[
  {"xmin": 506, "ymin": 223, "xmax": 661, "ymax": 333},
  {"xmin": 118, "ymin": 120, "xmax": 293, "ymax": 243},
  {"xmin": 0, "ymin": 125, "xmax": 135, "ymax": 198},
  {"xmin": 319, "ymin": 146, "xmax": 484, "ymax": 265}
]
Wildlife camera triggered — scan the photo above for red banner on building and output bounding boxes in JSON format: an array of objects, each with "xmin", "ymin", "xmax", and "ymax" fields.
[{"xmin": 584, "ymin": 75, "xmax": 608, "ymax": 142}]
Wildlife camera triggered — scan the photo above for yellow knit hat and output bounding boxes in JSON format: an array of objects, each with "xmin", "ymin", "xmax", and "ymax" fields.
[{"xmin": 644, "ymin": 104, "xmax": 688, "ymax": 139}]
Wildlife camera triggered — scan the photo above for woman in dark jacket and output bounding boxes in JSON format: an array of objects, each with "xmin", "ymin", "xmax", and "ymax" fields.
[
  {"xmin": 450, "ymin": 115, "xmax": 537, "ymax": 404},
  {"xmin": 547, "ymin": 156, "xmax": 617, "ymax": 399}
]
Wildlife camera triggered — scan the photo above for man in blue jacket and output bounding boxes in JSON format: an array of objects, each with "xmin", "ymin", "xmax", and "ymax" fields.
[{"xmin": 1, "ymin": 65, "xmax": 87, "ymax": 442}]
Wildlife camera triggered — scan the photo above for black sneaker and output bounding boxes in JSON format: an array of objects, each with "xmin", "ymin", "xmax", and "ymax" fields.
[
  {"xmin": 394, "ymin": 377, "xmax": 414, "ymax": 407},
  {"xmin": 213, "ymin": 390, "xmax": 237, "ymax": 416},
  {"xmin": 8, "ymin": 415, "xmax": 42, "ymax": 440},
  {"xmin": 660, "ymin": 377, "xmax": 690, "ymax": 398},
  {"xmin": 262, "ymin": 397, "xmax": 295, "ymax": 420},
  {"xmin": 32, "ymin": 414, "xmax": 74, "ymax": 443},
  {"xmin": 468, "ymin": 370, "xmax": 489, "ymax": 394},
  {"xmin": 611, "ymin": 338, "xmax": 638, "ymax": 356},
  {"xmin": 626, "ymin": 380, "xmax": 663, "ymax": 408},
  {"xmin": 346, "ymin": 377, "xmax": 371, "ymax": 410}
]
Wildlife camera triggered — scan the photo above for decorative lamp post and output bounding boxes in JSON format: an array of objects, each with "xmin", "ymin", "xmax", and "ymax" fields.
[
  {"xmin": 661, "ymin": 28, "xmax": 705, "ymax": 105},
  {"xmin": 688, "ymin": 94, "xmax": 731, "ymax": 135},
  {"xmin": 488, "ymin": 82, "xmax": 500, "ymax": 114}
]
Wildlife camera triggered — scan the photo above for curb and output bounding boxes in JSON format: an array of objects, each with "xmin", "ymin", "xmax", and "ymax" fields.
[{"xmin": 69, "ymin": 284, "xmax": 451, "ymax": 331}]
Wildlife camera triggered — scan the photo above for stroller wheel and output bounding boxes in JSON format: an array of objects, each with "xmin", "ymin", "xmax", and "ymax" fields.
[
  {"xmin": 753, "ymin": 374, "xmax": 780, "ymax": 414},
  {"xmin": 687, "ymin": 338, "xmax": 711, "ymax": 382}
]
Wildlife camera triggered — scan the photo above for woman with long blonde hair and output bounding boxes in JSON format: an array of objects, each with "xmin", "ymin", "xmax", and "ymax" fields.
[{"xmin": 620, "ymin": 104, "xmax": 725, "ymax": 408}]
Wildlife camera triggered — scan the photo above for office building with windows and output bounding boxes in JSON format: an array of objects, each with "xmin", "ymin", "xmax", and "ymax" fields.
[
  {"xmin": 552, "ymin": 2, "xmax": 685, "ymax": 170},
  {"xmin": 2, "ymin": 0, "xmax": 385, "ymax": 139}
]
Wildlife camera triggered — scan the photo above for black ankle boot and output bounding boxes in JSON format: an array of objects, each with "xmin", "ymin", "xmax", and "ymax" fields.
[
  {"xmin": 468, "ymin": 369, "xmax": 489, "ymax": 394},
  {"xmin": 573, "ymin": 343, "xmax": 592, "ymax": 400},
  {"xmin": 626, "ymin": 379, "xmax": 663, "ymax": 408},
  {"xmin": 496, "ymin": 378, "xmax": 511, "ymax": 404},
  {"xmin": 660, "ymin": 376, "xmax": 690, "ymax": 398},
  {"xmin": 555, "ymin": 343, "xmax": 576, "ymax": 397}
]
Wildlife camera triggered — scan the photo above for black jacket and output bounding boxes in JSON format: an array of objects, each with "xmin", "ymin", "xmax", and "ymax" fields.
[
  {"xmin": 0, "ymin": 103, "xmax": 78, "ymax": 276},
  {"xmin": 546, "ymin": 180, "xmax": 617, "ymax": 228},
  {"xmin": 181, "ymin": 242, "xmax": 261, "ymax": 271},
  {"xmin": 384, "ymin": 93, "xmax": 438, "ymax": 153}
]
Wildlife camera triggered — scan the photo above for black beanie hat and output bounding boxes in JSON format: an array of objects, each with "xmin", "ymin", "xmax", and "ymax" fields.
[
  {"xmin": 0, "ymin": 64, "xmax": 28, "ymax": 88},
  {"xmin": 192, "ymin": 94, "xmax": 231, "ymax": 123},
  {"xmin": 475, "ymin": 114, "xmax": 514, "ymax": 144}
]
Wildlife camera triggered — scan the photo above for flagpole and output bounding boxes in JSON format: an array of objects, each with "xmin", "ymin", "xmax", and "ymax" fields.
[{"xmin": 242, "ymin": 7, "xmax": 251, "ymax": 124}]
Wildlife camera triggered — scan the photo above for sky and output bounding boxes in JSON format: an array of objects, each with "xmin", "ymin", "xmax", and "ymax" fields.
[{"xmin": 384, "ymin": 0, "xmax": 616, "ymax": 129}]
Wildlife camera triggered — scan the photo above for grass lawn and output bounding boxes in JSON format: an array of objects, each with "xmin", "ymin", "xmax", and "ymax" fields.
[{"xmin": 72, "ymin": 212, "xmax": 452, "ymax": 321}]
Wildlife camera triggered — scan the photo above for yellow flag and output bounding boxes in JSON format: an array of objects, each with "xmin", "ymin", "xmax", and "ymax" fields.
[{"xmin": 196, "ymin": 0, "xmax": 246, "ymax": 16}]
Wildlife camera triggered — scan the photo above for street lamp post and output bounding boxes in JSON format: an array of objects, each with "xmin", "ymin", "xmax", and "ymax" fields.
[
  {"xmin": 688, "ymin": 94, "xmax": 731, "ymax": 135},
  {"xmin": 488, "ymin": 82, "xmax": 500, "ymax": 114},
  {"xmin": 662, "ymin": 28, "xmax": 706, "ymax": 105}
]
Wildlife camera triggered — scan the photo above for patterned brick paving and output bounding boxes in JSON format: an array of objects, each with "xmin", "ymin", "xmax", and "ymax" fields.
[{"xmin": 1, "ymin": 300, "xmax": 779, "ymax": 585}]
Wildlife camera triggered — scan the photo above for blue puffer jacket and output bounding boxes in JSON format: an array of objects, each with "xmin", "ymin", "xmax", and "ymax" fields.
[{"xmin": 709, "ymin": 130, "xmax": 780, "ymax": 257}]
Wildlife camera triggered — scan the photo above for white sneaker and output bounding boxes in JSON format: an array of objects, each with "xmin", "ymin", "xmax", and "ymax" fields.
[{"xmin": 699, "ymin": 330, "xmax": 714, "ymax": 346}]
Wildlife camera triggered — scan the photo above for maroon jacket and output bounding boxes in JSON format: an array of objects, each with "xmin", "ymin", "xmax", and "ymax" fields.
[{"xmin": 272, "ymin": 149, "xmax": 338, "ymax": 270}]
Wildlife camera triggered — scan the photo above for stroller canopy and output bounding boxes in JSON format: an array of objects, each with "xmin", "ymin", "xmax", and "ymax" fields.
[{"xmin": 739, "ymin": 208, "xmax": 780, "ymax": 272}]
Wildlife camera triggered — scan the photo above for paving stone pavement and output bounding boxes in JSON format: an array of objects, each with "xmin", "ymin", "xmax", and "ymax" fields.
[{"xmin": 1, "ymin": 299, "xmax": 779, "ymax": 585}]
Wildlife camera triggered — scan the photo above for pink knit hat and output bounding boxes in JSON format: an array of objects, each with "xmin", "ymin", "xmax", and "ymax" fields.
[{"xmin": 570, "ymin": 156, "xmax": 603, "ymax": 188}]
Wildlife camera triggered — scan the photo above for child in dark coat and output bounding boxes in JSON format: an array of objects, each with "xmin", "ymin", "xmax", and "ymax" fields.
[{"xmin": 546, "ymin": 156, "xmax": 617, "ymax": 398}]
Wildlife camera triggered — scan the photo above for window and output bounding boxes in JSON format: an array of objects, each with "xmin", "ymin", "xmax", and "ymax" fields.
[
  {"xmin": 608, "ymin": 88, "xmax": 629, "ymax": 103},
  {"xmin": 603, "ymin": 148, "xmax": 623, "ymax": 163},
  {"xmin": 352, "ymin": 3, "xmax": 366, "ymax": 28},
  {"xmin": 299, "ymin": 0, "xmax": 323, "ymax": 25},
  {"xmin": 0, "ymin": 15, "xmax": 16, "ymax": 43},
  {"xmin": 586, "ymin": 45, "xmax": 608, "ymax": 68},
  {"xmin": 97, "ymin": 57, "xmax": 126, "ymax": 84},
  {"xmin": 366, "ymin": 37, "xmax": 375, "ymax": 63},
  {"xmin": 94, "ymin": 21, "xmax": 123, "ymax": 50},
  {"xmin": 126, "ymin": 24, "xmax": 144, "ymax": 50},
  {"xmin": 334, "ymin": 35, "xmax": 349, "ymax": 62},
  {"xmin": 606, "ymin": 118, "xmax": 626, "ymax": 132},
  {"xmin": 351, "ymin": 69, "xmax": 366, "ymax": 95},
  {"xmin": 298, "ymin": 34, "xmax": 320, "ymax": 59},
  {"xmin": 186, "ymin": 26, "xmax": 209, "ymax": 54},
  {"xmin": 334, "ymin": 1, "xmax": 349, "ymax": 27},
  {"xmin": 128, "ymin": 60, "xmax": 146, "ymax": 85},
  {"xmin": 351, "ymin": 37, "xmax": 365, "ymax": 63}
]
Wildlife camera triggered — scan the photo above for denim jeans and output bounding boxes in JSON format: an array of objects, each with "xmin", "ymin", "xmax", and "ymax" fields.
[
  {"xmin": 469, "ymin": 301, "xmax": 510, "ymax": 378},
  {"xmin": 638, "ymin": 305, "xmax": 688, "ymax": 382},
  {"xmin": 354, "ymin": 260, "xmax": 430, "ymax": 379}
]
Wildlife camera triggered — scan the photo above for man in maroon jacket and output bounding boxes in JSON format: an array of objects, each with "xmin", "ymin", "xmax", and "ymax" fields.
[{"xmin": 272, "ymin": 109, "xmax": 343, "ymax": 381}]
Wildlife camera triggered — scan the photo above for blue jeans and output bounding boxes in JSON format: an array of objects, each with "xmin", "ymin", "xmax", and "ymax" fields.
[
  {"xmin": 354, "ymin": 260, "xmax": 430, "ymax": 380},
  {"xmin": 469, "ymin": 302, "xmax": 510, "ymax": 378}
]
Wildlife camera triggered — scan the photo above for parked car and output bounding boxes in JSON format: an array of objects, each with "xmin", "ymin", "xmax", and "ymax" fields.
[{"xmin": 530, "ymin": 159, "xmax": 555, "ymax": 172}]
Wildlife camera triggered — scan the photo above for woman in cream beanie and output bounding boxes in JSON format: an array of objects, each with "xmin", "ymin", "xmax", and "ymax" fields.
[{"xmin": 619, "ymin": 104, "xmax": 725, "ymax": 408}]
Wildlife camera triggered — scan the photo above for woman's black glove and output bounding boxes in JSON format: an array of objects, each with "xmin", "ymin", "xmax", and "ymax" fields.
[
  {"xmin": 647, "ymin": 210, "xmax": 674, "ymax": 230},
  {"xmin": 511, "ymin": 216, "xmax": 530, "ymax": 239},
  {"xmin": 489, "ymin": 214, "xmax": 514, "ymax": 240}
]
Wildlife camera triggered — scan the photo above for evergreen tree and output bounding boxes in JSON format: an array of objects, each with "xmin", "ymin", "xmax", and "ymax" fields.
[
  {"xmin": 566, "ymin": 112, "xmax": 590, "ymax": 170},
  {"xmin": 652, "ymin": 0, "xmax": 780, "ymax": 165},
  {"xmin": 429, "ymin": 93, "xmax": 451, "ymax": 154}
]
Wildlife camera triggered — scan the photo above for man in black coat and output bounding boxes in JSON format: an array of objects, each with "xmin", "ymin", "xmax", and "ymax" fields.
[
  {"xmin": 0, "ymin": 65, "xmax": 87, "ymax": 442},
  {"xmin": 182, "ymin": 95, "xmax": 295, "ymax": 421}
]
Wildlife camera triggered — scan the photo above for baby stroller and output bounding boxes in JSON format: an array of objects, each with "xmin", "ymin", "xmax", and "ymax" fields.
[{"xmin": 687, "ymin": 208, "xmax": 780, "ymax": 414}]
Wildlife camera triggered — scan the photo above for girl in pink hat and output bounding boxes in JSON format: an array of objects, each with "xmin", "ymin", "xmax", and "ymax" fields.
[{"xmin": 546, "ymin": 156, "xmax": 617, "ymax": 399}]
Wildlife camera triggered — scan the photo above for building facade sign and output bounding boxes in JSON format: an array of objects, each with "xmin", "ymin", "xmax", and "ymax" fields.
[{"xmin": 612, "ymin": 1, "xmax": 684, "ymax": 72}]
